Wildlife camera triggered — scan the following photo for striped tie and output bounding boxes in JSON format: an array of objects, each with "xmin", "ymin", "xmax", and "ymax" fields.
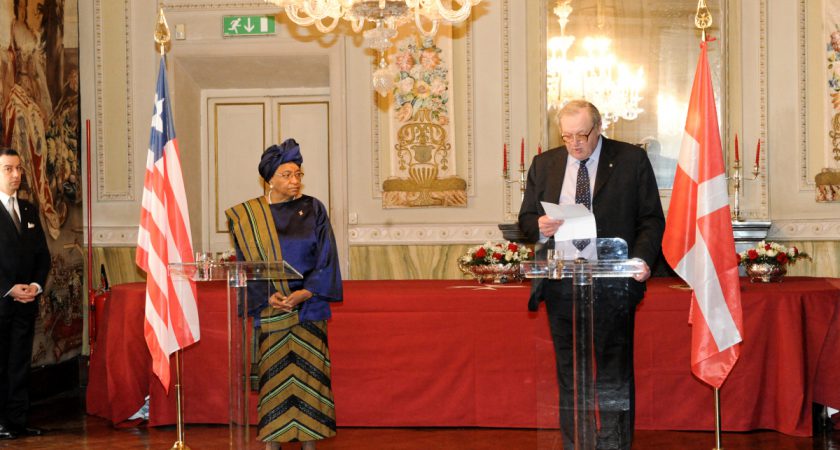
[
  {"xmin": 9, "ymin": 197, "xmax": 21, "ymax": 233},
  {"xmin": 573, "ymin": 158, "xmax": 591, "ymax": 252}
]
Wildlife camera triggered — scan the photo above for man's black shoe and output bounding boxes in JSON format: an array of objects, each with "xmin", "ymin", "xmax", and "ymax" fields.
[
  {"xmin": 0, "ymin": 424, "xmax": 18, "ymax": 440},
  {"xmin": 14, "ymin": 426, "xmax": 43, "ymax": 437}
]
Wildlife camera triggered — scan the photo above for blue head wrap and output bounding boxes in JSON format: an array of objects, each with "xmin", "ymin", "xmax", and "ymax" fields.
[{"xmin": 258, "ymin": 138, "xmax": 303, "ymax": 182}]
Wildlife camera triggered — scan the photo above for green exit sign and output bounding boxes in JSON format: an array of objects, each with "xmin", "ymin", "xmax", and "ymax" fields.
[{"xmin": 223, "ymin": 15, "xmax": 276, "ymax": 36}]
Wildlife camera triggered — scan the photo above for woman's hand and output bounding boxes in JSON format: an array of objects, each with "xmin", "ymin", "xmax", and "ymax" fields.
[{"xmin": 269, "ymin": 289, "xmax": 313, "ymax": 312}]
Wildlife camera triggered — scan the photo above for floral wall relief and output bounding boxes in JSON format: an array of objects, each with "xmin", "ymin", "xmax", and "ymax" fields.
[
  {"xmin": 382, "ymin": 36, "xmax": 467, "ymax": 208},
  {"xmin": 828, "ymin": 25, "xmax": 840, "ymax": 162},
  {"xmin": 393, "ymin": 38, "xmax": 450, "ymax": 125},
  {"xmin": 818, "ymin": 3, "xmax": 840, "ymax": 202}
]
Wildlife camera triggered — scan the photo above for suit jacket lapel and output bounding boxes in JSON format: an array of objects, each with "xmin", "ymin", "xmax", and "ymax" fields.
[
  {"xmin": 544, "ymin": 148, "xmax": 568, "ymax": 204},
  {"xmin": 1, "ymin": 201, "xmax": 19, "ymax": 234},
  {"xmin": 18, "ymin": 201, "xmax": 32, "ymax": 232},
  {"xmin": 593, "ymin": 138, "xmax": 616, "ymax": 200}
]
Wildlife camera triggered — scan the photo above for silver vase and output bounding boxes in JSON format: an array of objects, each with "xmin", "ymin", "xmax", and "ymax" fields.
[
  {"xmin": 458, "ymin": 262, "xmax": 522, "ymax": 284},
  {"xmin": 744, "ymin": 262, "xmax": 787, "ymax": 283}
]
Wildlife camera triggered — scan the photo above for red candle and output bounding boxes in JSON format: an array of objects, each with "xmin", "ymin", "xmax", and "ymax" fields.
[
  {"xmin": 520, "ymin": 138, "xmax": 525, "ymax": 166},
  {"xmin": 734, "ymin": 134, "xmax": 739, "ymax": 162},
  {"xmin": 503, "ymin": 143, "xmax": 508, "ymax": 174},
  {"xmin": 755, "ymin": 139, "xmax": 760, "ymax": 166},
  {"xmin": 538, "ymin": 144, "xmax": 542, "ymax": 155}
]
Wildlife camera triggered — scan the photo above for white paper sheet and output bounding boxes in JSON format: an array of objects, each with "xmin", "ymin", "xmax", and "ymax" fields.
[{"xmin": 540, "ymin": 201, "xmax": 598, "ymax": 241}]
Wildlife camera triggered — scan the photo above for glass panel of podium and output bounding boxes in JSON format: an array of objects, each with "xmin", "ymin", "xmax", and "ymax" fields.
[
  {"xmin": 170, "ymin": 260, "xmax": 302, "ymax": 449},
  {"xmin": 520, "ymin": 238, "xmax": 643, "ymax": 450}
]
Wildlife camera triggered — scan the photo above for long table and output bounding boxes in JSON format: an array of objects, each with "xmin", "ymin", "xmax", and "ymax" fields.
[{"xmin": 85, "ymin": 277, "xmax": 840, "ymax": 436}]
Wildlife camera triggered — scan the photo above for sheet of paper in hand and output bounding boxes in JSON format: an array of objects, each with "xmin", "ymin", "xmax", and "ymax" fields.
[{"xmin": 540, "ymin": 201, "xmax": 597, "ymax": 242}]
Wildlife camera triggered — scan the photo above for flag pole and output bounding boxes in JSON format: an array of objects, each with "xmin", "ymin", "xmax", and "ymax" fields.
[
  {"xmin": 153, "ymin": 7, "xmax": 189, "ymax": 450},
  {"xmin": 713, "ymin": 387, "xmax": 723, "ymax": 450},
  {"xmin": 170, "ymin": 350, "xmax": 190, "ymax": 450},
  {"xmin": 693, "ymin": 3, "xmax": 729, "ymax": 449}
]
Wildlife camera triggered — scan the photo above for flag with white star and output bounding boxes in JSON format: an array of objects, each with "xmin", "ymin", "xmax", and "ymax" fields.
[{"xmin": 136, "ymin": 57, "xmax": 200, "ymax": 391}]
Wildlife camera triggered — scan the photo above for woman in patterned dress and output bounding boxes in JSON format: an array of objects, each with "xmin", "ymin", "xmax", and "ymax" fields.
[{"xmin": 226, "ymin": 139, "xmax": 342, "ymax": 450}]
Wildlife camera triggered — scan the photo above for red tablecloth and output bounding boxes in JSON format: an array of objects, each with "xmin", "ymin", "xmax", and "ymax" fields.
[{"xmin": 86, "ymin": 277, "xmax": 840, "ymax": 436}]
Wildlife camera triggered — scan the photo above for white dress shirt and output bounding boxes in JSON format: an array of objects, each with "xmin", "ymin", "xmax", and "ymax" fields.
[
  {"xmin": 554, "ymin": 136, "xmax": 602, "ymax": 260},
  {"xmin": 0, "ymin": 190, "xmax": 20, "ymax": 222}
]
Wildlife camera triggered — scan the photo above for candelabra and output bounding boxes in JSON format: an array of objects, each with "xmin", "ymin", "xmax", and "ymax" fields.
[
  {"xmin": 729, "ymin": 158, "xmax": 759, "ymax": 222},
  {"xmin": 503, "ymin": 166, "xmax": 526, "ymax": 203},
  {"xmin": 499, "ymin": 165, "xmax": 527, "ymax": 243}
]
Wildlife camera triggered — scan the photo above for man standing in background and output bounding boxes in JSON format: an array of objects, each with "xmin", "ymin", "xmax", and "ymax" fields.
[{"xmin": 0, "ymin": 147, "xmax": 51, "ymax": 440}]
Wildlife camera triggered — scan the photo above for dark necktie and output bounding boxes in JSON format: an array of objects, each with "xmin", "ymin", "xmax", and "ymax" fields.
[
  {"xmin": 573, "ymin": 158, "xmax": 591, "ymax": 252},
  {"xmin": 9, "ymin": 197, "xmax": 21, "ymax": 233}
]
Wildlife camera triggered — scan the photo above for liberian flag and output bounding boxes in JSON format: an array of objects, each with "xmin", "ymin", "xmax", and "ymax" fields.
[
  {"xmin": 136, "ymin": 57, "xmax": 200, "ymax": 391},
  {"xmin": 662, "ymin": 40, "xmax": 743, "ymax": 389}
]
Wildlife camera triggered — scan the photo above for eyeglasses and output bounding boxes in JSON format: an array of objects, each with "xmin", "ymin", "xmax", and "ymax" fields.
[
  {"xmin": 561, "ymin": 125, "xmax": 597, "ymax": 144},
  {"xmin": 275, "ymin": 171, "xmax": 304, "ymax": 180}
]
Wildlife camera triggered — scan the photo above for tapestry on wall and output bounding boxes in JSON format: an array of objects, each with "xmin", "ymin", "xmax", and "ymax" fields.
[
  {"xmin": 0, "ymin": 0, "xmax": 83, "ymax": 364},
  {"xmin": 819, "ymin": 0, "xmax": 840, "ymax": 201},
  {"xmin": 381, "ymin": 35, "xmax": 467, "ymax": 208}
]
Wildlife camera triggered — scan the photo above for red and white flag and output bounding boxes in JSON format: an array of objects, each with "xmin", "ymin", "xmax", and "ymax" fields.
[
  {"xmin": 662, "ymin": 40, "xmax": 743, "ymax": 389},
  {"xmin": 136, "ymin": 57, "xmax": 200, "ymax": 391}
]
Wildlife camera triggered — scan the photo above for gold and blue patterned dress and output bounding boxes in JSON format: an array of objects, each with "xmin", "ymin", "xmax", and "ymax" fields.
[{"xmin": 226, "ymin": 194, "xmax": 342, "ymax": 443}]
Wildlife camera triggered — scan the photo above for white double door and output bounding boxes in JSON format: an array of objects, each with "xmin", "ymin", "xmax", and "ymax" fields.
[{"xmin": 205, "ymin": 93, "xmax": 330, "ymax": 252}]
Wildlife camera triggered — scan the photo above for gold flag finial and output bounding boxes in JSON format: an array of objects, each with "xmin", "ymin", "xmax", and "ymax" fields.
[
  {"xmin": 695, "ymin": 0, "xmax": 712, "ymax": 41},
  {"xmin": 154, "ymin": 8, "xmax": 171, "ymax": 55}
]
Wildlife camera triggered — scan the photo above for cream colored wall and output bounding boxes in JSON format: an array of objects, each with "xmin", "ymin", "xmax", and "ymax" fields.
[
  {"xmin": 79, "ymin": 0, "xmax": 840, "ymax": 281},
  {"xmin": 173, "ymin": 60, "xmax": 203, "ymax": 244},
  {"xmin": 349, "ymin": 245, "xmax": 475, "ymax": 280}
]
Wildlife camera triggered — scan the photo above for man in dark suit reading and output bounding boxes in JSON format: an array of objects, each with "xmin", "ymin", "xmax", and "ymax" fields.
[
  {"xmin": 518, "ymin": 101, "xmax": 665, "ymax": 449},
  {"xmin": 0, "ymin": 148, "xmax": 51, "ymax": 440}
]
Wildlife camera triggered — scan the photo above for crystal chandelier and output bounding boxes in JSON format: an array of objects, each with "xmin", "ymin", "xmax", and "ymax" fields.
[
  {"xmin": 546, "ymin": 0, "xmax": 645, "ymax": 129},
  {"xmin": 265, "ymin": 0, "xmax": 481, "ymax": 96}
]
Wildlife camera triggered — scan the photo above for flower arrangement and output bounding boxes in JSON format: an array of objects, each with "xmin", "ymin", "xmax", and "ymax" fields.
[
  {"xmin": 392, "ymin": 36, "xmax": 450, "ymax": 124},
  {"xmin": 737, "ymin": 241, "xmax": 810, "ymax": 268},
  {"xmin": 460, "ymin": 241, "xmax": 533, "ymax": 267},
  {"xmin": 458, "ymin": 241, "xmax": 533, "ymax": 284}
]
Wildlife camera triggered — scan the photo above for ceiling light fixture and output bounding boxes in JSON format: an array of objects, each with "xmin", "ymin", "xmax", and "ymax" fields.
[{"xmin": 264, "ymin": 0, "xmax": 481, "ymax": 96}]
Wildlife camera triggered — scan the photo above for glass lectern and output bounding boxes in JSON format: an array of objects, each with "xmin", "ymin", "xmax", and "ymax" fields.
[
  {"xmin": 520, "ymin": 238, "xmax": 644, "ymax": 450},
  {"xmin": 169, "ymin": 260, "xmax": 303, "ymax": 449}
]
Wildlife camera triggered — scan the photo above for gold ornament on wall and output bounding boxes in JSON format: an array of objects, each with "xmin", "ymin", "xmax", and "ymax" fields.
[
  {"xmin": 383, "ymin": 109, "xmax": 466, "ymax": 207},
  {"xmin": 819, "ymin": 22, "xmax": 840, "ymax": 201},
  {"xmin": 382, "ymin": 36, "xmax": 466, "ymax": 208}
]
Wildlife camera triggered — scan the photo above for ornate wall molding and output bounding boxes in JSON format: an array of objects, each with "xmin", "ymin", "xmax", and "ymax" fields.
[
  {"xmin": 91, "ymin": 226, "xmax": 139, "ymax": 246},
  {"xmin": 769, "ymin": 219, "xmax": 840, "ymax": 240},
  {"xmin": 758, "ymin": 0, "xmax": 769, "ymax": 217},
  {"xmin": 539, "ymin": 1, "xmax": 547, "ymax": 154},
  {"xmin": 742, "ymin": 0, "xmax": 771, "ymax": 219},
  {"xmin": 371, "ymin": 65, "xmax": 382, "ymax": 198},
  {"xmin": 798, "ymin": 0, "xmax": 816, "ymax": 191},
  {"xmin": 95, "ymin": 0, "xmax": 134, "ymax": 200},
  {"xmin": 466, "ymin": 16, "xmax": 475, "ymax": 196},
  {"xmin": 162, "ymin": 1, "xmax": 269, "ymax": 10},
  {"xmin": 349, "ymin": 224, "xmax": 502, "ymax": 245},
  {"xmin": 732, "ymin": 0, "xmax": 770, "ymax": 220},
  {"xmin": 501, "ymin": 0, "xmax": 514, "ymax": 221}
]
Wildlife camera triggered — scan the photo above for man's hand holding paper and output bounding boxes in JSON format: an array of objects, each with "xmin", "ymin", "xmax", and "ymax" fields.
[
  {"xmin": 537, "ymin": 214, "xmax": 564, "ymax": 237},
  {"xmin": 540, "ymin": 201, "xmax": 598, "ymax": 241}
]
